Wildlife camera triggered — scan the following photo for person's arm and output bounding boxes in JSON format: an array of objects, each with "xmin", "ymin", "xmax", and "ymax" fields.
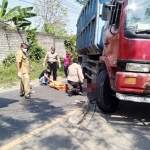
[
  {"xmin": 16, "ymin": 62, "xmax": 21, "ymax": 72},
  {"xmin": 70, "ymin": 51, "xmax": 76, "ymax": 58},
  {"xmin": 77, "ymin": 66, "xmax": 84, "ymax": 83},
  {"xmin": 44, "ymin": 73, "xmax": 52, "ymax": 82},
  {"xmin": 56, "ymin": 55, "xmax": 61, "ymax": 68},
  {"xmin": 43, "ymin": 53, "xmax": 48, "ymax": 66},
  {"xmin": 15, "ymin": 52, "xmax": 22, "ymax": 78}
]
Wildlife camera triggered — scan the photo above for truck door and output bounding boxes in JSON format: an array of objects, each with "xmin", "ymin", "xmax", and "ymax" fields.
[{"xmin": 103, "ymin": 1, "xmax": 122, "ymax": 67}]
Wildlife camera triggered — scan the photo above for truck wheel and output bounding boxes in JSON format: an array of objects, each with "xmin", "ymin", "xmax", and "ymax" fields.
[{"xmin": 96, "ymin": 70, "xmax": 119, "ymax": 113}]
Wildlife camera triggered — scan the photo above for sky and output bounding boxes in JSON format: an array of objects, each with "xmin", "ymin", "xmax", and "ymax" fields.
[{"xmin": 1, "ymin": 0, "xmax": 83, "ymax": 34}]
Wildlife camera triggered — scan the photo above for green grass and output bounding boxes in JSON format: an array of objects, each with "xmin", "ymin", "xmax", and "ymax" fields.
[
  {"xmin": 0, "ymin": 64, "xmax": 18, "ymax": 88},
  {"xmin": 0, "ymin": 61, "xmax": 64, "ymax": 88}
]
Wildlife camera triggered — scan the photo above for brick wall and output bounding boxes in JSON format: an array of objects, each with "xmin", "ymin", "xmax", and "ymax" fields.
[{"xmin": 0, "ymin": 28, "xmax": 66, "ymax": 63}]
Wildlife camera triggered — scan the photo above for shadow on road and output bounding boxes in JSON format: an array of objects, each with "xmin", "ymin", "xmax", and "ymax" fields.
[
  {"xmin": 0, "ymin": 97, "xmax": 67, "ymax": 147},
  {"xmin": 81, "ymin": 100, "xmax": 150, "ymax": 149},
  {"xmin": 22, "ymin": 98, "xmax": 67, "ymax": 121},
  {"xmin": 98, "ymin": 101, "xmax": 150, "ymax": 126},
  {"xmin": 0, "ymin": 97, "xmax": 18, "ymax": 108}
]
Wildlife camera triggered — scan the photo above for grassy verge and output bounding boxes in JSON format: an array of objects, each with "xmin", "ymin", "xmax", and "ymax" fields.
[{"xmin": 0, "ymin": 61, "xmax": 64, "ymax": 88}]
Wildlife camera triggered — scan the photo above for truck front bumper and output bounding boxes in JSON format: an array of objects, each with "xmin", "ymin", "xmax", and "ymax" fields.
[
  {"xmin": 116, "ymin": 93, "xmax": 150, "ymax": 103},
  {"xmin": 115, "ymin": 72, "xmax": 150, "ymax": 94}
]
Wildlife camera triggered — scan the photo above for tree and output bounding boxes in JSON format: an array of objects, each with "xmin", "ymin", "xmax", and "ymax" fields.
[
  {"xmin": 43, "ymin": 22, "xmax": 67, "ymax": 37},
  {"xmin": 34, "ymin": 0, "xmax": 68, "ymax": 36},
  {"xmin": 64, "ymin": 35, "xmax": 78, "ymax": 60},
  {"xmin": 145, "ymin": 5, "xmax": 150, "ymax": 20},
  {"xmin": 0, "ymin": 0, "xmax": 36, "ymax": 29},
  {"xmin": 64, "ymin": 35, "xmax": 76, "ymax": 53},
  {"xmin": 76, "ymin": 0, "xmax": 87, "ymax": 5},
  {"xmin": 26, "ymin": 27, "xmax": 46, "ymax": 61}
]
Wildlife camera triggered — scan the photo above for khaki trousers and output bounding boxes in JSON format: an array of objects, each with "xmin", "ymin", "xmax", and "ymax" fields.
[{"xmin": 20, "ymin": 73, "xmax": 30, "ymax": 96}]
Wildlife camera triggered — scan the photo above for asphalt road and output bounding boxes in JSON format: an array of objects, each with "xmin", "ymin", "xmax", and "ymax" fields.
[{"xmin": 0, "ymin": 80, "xmax": 150, "ymax": 150}]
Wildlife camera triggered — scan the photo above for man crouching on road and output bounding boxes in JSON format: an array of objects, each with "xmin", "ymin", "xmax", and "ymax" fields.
[
  {"xmin": 67, "ymin": 58, "xmax": 84, "ymax": 96},
  {"xmin": 39, "ymin": 66, "xmax": 52, "ymax": 85},
  {"xmin": 15, "ymin": 43, "xmax": 31, "ymax": 99}
]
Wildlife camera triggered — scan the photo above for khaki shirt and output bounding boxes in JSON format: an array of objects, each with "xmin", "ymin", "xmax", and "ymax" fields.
[
  {"xmin": 67, "ymin": 63, "xmax": 84, "ymax": 83},
  {"xmin": 44, "ymin": 52, "xmax": 60, "ymax": 63},
  {"xmin": 15, "ymin": 50, "xmax": 30, "ymax": 74}
]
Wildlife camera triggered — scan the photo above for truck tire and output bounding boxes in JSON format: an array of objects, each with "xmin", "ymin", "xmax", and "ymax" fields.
[{"xmin": 96, "ymin": 70, "xmax": 119, "ymax": 113}]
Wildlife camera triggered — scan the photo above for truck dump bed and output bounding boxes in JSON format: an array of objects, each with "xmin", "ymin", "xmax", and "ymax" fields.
[{"xmin": 76, "ymin": 0, "xmax": 109, "ymax": 54}]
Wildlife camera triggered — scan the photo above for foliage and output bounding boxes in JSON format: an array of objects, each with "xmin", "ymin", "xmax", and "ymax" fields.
[
  {"xmin": 2, "ymin": 53, "xmax": 16, "ymax": 67},
  {"xmin": 44, "ymin": 23, "xmax": 67, "ymax": 37},
  {"xmin": 0, "ymin": 0, "xmax": 36, "ymax": 29},
  {"xmin": 29, "ymin": 60, "xmax": 44, "ymax": 80},
  {"xmin": 64, "ymin": 35, "xmax": 78, "ymax": 61},
  {"xmin": 145, "ymin": 5, "xmax": 150, "ymax": 20},
  {"xmin": 64, "ymin": 35, "xmax": 76, "ymax": 53},
  {"xmin": 26, "ymin": 27, "xmax": 46, "ymax": 61},
  {"xmin": 76, "ymin": 0, "xmax": 87, "ymax": 5},
  {"xmin": 0, "ymin": 64, "xmax": 18, "ymax": 88},
  {"xmin": 0, "ymin": 60, "xmax": 64, "ymax": 88},
  {"xmin": 35, "ymin": 0, "xmax": 68, "ymax": 36},
  {"xmin": 28, "ymin": 43, "xmax": 45, "ymax": 62}
]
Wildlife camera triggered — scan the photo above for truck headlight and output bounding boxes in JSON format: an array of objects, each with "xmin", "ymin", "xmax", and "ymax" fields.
[{"xmin": 126, "ymin": 63, "xmax": 150, "ymax": 72}]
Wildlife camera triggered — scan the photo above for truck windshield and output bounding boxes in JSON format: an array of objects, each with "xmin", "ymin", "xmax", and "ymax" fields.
[{"xmin": 125, "ymin": 0, "xmax": 150, "ymax": 30}]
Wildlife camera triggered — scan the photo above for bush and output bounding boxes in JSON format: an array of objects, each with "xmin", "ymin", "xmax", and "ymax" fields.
[
  {"xmin": 0, "ymin": 64, "xmax": 18, "ymax": 88},
  {"xmin": 2, "ymin": 53, "xmax": 16, "ymax": 67},
  {"xmin": 27, "ymin": 27, "xmax": 46, "ymax": 62},
  {"xmin": 28, "ymin": 44, "xmax": 45, "ymax": 62},
  {"xmin": 0, "ymin": 60, "xmax": 64, "ymax": 88},
  {"xmin": 64, "ymin": 35, "xmax": 76, "ymax": 53}
]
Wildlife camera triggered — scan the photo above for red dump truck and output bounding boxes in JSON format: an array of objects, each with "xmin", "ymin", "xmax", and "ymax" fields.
[{"xmin": 76, "ymin": 0, "xmax": 150, "ymax": 112}]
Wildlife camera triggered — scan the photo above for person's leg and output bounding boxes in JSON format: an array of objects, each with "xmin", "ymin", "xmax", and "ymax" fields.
[
  {"xmin": 39, "ymin": 76, "xmax": 48, "ymax": 84},
  {"xmin": 73, "ymin": 82, "xmax": 80, "ymax": 93},
  {"xmin": 47, "ymin": 62, "xmax": 51, "ymax": 68},
  {"xmin": 20, "ymin": 77, "xmax": 25, "ymax": 96},
  {"xmin": 67, "ymin": 80, "xmax": 74, "ymax": 96},
  {"xmin": 70, "ymin": 82, "xmax": 83, "ymax": 95},
  {"xmin": 48, "ymin": 62, "xmax": 53, "ymax": 80},
  {"xmin": 64, "ymin": 66, "xmax": 68, "ymax": 77},
  {"xmin": 53, "ymin": 62, "xmax": 57, "ymax": 81},
  {"xmin": 23, "ymin": 73, "xmax": 31, "ymax": 99},
  {"xmin": 67, "ymin": 81, "xmax": 80, "ymax": 96},
  {"xmin": 79, "ymin": 82, "xmax": 83, "ymax": 92},
  {"xmin": 78, "ymin": 82, "xmax": 83, "ymax": 95},
  {"xmin": 64, "ymin": 66, "xmax": 66, "ymax": 77}
]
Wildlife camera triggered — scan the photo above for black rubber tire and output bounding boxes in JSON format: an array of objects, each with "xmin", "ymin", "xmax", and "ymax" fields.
[{"xmin": 96, "ymin": 70, "xmax": 119, "ymax": 113}]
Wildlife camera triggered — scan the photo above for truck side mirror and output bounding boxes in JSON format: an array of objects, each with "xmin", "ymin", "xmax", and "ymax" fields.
[{"xmin": 101, "ymin": 2, "xmax": 111, "ymax": 21}]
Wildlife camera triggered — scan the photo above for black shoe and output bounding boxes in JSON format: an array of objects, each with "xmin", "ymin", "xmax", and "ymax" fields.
[
  {"xmin": 40, "ymin": 83, "xmax": 47, "ymax": 86},
  {"xmin": 25, "ymin": 94, "xmax": 31, "ymax": 99},
  {"xmin": 78, "ymin": 92, "xmax": 83, "ymax": 96},
  {"xmin": 20, "ymin": 94, "xmax": 24, "ymax": 97}
]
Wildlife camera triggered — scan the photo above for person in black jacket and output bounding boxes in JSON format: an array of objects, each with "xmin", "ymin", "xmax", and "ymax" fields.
[{"xmin": 39, "ymin": 66, "xmax": 52, "ymax": 85}]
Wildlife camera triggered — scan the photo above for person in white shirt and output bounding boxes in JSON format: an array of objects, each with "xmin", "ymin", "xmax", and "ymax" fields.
[
  {"xmin": 67, "ymin": 58, "xmax": 84, "ymax": 96},
  {"xmin": 43, "ymin": 46, "xmax": 61, "ymax": 80}
]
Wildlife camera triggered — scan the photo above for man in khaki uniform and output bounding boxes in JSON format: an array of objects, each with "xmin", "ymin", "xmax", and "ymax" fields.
[
  {"xmin": 15, "ymin": 43, "xmax": 31, "ymax": 99},
  {"xmin": 67, "ymin": 58, "xmax": 84, "ymax": 96}
]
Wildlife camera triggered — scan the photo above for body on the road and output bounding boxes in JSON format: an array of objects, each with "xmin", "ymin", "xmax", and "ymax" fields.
[
  {"xmin": 67, "ymin": 58, "xmax": 84, "ymax": 96},
  {"xmin": 43, "ymin": 46, "xmax": 61, "ymax": 81},
  {"xmin": 15, "ymin": 43, "xmax": 31, "ymax": 99},
  {"xmin": 39, "ymin": 66, "xmax": 52, "ymax": 85}
]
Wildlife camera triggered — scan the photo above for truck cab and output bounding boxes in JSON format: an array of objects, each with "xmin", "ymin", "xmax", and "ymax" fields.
[
  {"xmin": 76, "ymin": 0, "xmax": 150, "ymax": 113},
  {"xmin": 99, "ymin": 0, "xmax": 150, "ymax": 111}
]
